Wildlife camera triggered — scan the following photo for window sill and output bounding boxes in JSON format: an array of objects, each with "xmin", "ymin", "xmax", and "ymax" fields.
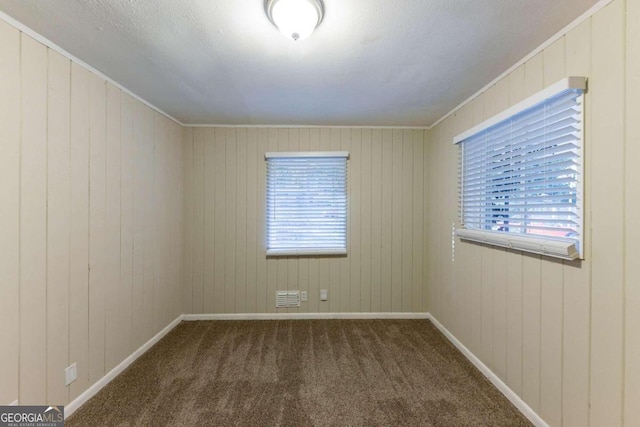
[
  {"xmin": 266, "ymin": 248, "xmax": 347, "ymax": 257},
  {"xmin": 455, "ymin": 228, "xmax": 581, "ymax": 261}
]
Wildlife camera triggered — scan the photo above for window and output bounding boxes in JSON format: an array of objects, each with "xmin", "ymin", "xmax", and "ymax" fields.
[
  {"xmin": 265, "ymin": 151, "xmax": 349, "ymax": 256},
  {"xmin": 454, "ymin": 77, "xmax": 586, "ymax": 260}
]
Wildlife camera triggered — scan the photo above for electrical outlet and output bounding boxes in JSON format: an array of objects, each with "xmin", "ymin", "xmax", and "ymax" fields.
[
  {"xmin": 300, "ymin": 291, "xmax": 308, "ymax": 302},
  {"xmin": 320, "ymin": 289, "xmax": 328, "ymax": 301},
  {"xmin": 65, "ymin": 363, "xmax": 77, "ymax": 386}
]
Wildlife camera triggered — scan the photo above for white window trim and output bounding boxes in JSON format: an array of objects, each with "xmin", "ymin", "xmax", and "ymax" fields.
[
  {"xmin": 265, "ymin": 151, "xmax": 349, "ymax": 257},
  {"xmin": 453, "ymin": 76, "xmax": 587, "ymax": 261}
]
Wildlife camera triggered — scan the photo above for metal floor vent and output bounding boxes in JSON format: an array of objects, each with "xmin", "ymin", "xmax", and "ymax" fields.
[{"xmin": 276, "ymin": 291, "xmax": 300, "ymax": 308}]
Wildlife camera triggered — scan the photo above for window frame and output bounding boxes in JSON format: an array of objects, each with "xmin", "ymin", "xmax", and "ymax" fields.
[
  {"xmin": 265, "ymin": 151, "xmax": 349, "ymax": 257},
  {"xmin": 453, "ymin": 77, "xmax": 587, "ymax": 261}
]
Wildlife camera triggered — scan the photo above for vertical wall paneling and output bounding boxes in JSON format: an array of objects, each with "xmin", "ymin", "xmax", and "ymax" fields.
[
  {"xmin": 625, "ymin": 0, "xmax": 640, "ymax": 424},
  {"xmin": 401, "ymin": 130, "xmax": 413, "ymax": 313},
  {"xmin": 225, "ymin": 128, "xmax": 237, "ymax": 312},
  {"xmin": 19, "ymin": 35, "xmax": 48, "ymax": 404},
  {"xmin": 380, "ymin": 130, "xmax": 393, "ymax": 312},
  {"xmin": 192, "ymin": 129, "xmax": 204, "ymax": 314},
  {"xmin": 245, "ymin": 128, "xmax": 258, "ymax": 313},
  {"xmin": 203, "ymin": 128, "xmax": 215, "ymax": 313},
  {"xmin": 256, "ymin": 128, "xmax": 268, "ymax": 313},
  {"xmin": 562, "ymin": 18, "xmax": 592, "ymax": 427},
  {"xmin": 0, "ymin": 20, "xmax": 184, "ymax": 404},
  {"xmin": 590, "ymin": 1, "xmax": 625, "ymax": 425},
  {"xmin": 370, "ymin": 130, "xmax": 383, "ymax": 312},
  {"xmin": 213, "ymin": 127, "xmax": 226, "ymax": 313},
  {"xmin": 45, "ymin": 49, "xmax": 71, "ymax": 405},
  {"xmin": 183, "ymin": 127, "xmax": 427, "ymax": 315},
  {"xmin": 119, "ymin": 94, "xmax": 134, "ymax": 362},
  {"xmin": 152, "ymin": 115, "xmax": 166, "ymax": 329},
  {"xmin": 68, "ymin": 62, "xmax": 91, "ymax": 401},
  {"xmin": 132, "ymin": 100, "xmax": 146, "ymax": 349},
  {"xmin": 349, "ymin": 129, "xmax": 362, "ymax": 312},
  {"xmin": 562, "ymin": 16, "xmax": 592, "ymax": 427},
  {"xmin": 182, "ymin": 128, "xmax": 194, "ymax": 313},
  {"xmin": 236, "ymin": 128, "xmax": 248, "ymax": 313},
  {"xmin": 0, "ymin": 20, "xmax": 20, "ymax": 405},
  {"xmin": 411, "ymin": 130, "xmax": 424, "ymax": 313},
  {"xmin": 425, "ymin": 2, "xmax": 638, "ymax": 426},
  {"xmin": 391, "ymin": 130, "xmax": 403, "ymax": 312},
  {"xmin": 339, "ymin": 128, "xmax": 351, "ymax": 313},
  {"xmin": 104, "ymin": 83, "xmax": 121, "ymax": 372},
  {"xmin": 142, "ymin": 107, "xmax": 155, "ymax": 340},
  {"xmin": 539, "ymin": 258, "xmax": 564, "ymax": 427},
  {"xmin": 88, "ymin": 73, "xmax": 107, "ymax": 386},
  {"xmin": 359, "ymin": 129, "xmax": 372, "ymax": 312}
]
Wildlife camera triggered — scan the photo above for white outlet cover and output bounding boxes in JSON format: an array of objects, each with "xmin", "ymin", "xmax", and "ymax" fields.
[
  {"xmin": 300, "ymin": 291, "xmax": 308, "ymax": 302},
  {"xmin": 320, "ymin": 289, "xmax": 328, "ymax": 301},
  {"xmin": 65, "ymin": 363, "xmax": 77, "ymax": 386}
]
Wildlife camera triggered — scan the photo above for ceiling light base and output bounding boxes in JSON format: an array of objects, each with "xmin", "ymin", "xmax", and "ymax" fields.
[{"xmin": 265, "ymin": 0, "xmax": 324, "ymax": 42}]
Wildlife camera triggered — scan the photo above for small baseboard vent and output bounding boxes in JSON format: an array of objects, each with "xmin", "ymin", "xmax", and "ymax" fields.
[{"xmin": 276, "ymin": 291, "xmax": 300, "ymax": 308}]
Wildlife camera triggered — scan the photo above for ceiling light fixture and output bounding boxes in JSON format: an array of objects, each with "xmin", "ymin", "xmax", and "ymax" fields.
[{"xmin": 265, "ymin": 0, "xmax": 324, "ymax": 42}]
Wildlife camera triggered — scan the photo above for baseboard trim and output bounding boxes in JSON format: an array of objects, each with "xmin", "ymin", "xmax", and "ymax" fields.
[
  {"xmin": 426, "ymin": 313, "xmax": 549, "ymax": 427},
  {"xmin": 183, "ymin": 312, "xmax": 430, "ymax": 321},
  {"xmin": 65, "ymin": 314, "xmax": 184, "ymax": 418}
]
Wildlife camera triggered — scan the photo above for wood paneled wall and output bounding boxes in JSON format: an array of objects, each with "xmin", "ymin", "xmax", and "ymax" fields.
[
  {"xmin": 424, "ymin": 0, "xmax": 640, "ymax": 426},
  {"xmin": 0, "ymin": 23, "xmax": 184, "ymax": 406},
  {"xmin": 182, "ymin": 127, "xmax": 427, "ymax": 314}
]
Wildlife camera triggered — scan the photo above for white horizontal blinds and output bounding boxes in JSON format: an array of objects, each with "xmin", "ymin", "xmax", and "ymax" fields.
[
  {"xmin": 266, "ymin": 152, "xmax": 348, "ymax": 255},
  {"xmin": 460, "ymin": 88, "xmax": 584, "ymax": 250}
]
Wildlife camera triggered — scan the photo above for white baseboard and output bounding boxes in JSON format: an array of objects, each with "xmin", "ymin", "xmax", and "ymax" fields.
[
  {"xmin": 426, "ymin": 313, "xmax": 549, "ymax": 427},
  {"xmin": 183, "ymin": 312, "xmax": 430, "ymax": 321},
  {"xmin": 65, "ymin": 314, "xmax": 184, "ymax": 418}
]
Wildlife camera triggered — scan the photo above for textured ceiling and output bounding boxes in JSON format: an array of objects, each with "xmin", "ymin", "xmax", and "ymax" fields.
[{"xmin": 0, "ymin": 0, "xmax": 599, "ymax": 126}]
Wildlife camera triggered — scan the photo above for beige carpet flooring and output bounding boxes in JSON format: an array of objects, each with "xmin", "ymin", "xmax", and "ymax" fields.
[{"xmin": 67, "ymin": 319, "xmax": 531, "ymax": 426}]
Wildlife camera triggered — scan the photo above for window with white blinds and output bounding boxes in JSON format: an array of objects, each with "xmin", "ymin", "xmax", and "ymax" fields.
[
  {"xmin": 454, "ymin": 77, "xmax": 586, "ymax": 260},
  {"xmin": 265, "ymin": 151, "xmax": 349, "ymax": 256}
]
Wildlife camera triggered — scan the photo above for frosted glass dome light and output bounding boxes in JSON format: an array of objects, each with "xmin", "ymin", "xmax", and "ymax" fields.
[{"xmin": 265, "ymin": 0, "xmax": 324, "ymax": 41}]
